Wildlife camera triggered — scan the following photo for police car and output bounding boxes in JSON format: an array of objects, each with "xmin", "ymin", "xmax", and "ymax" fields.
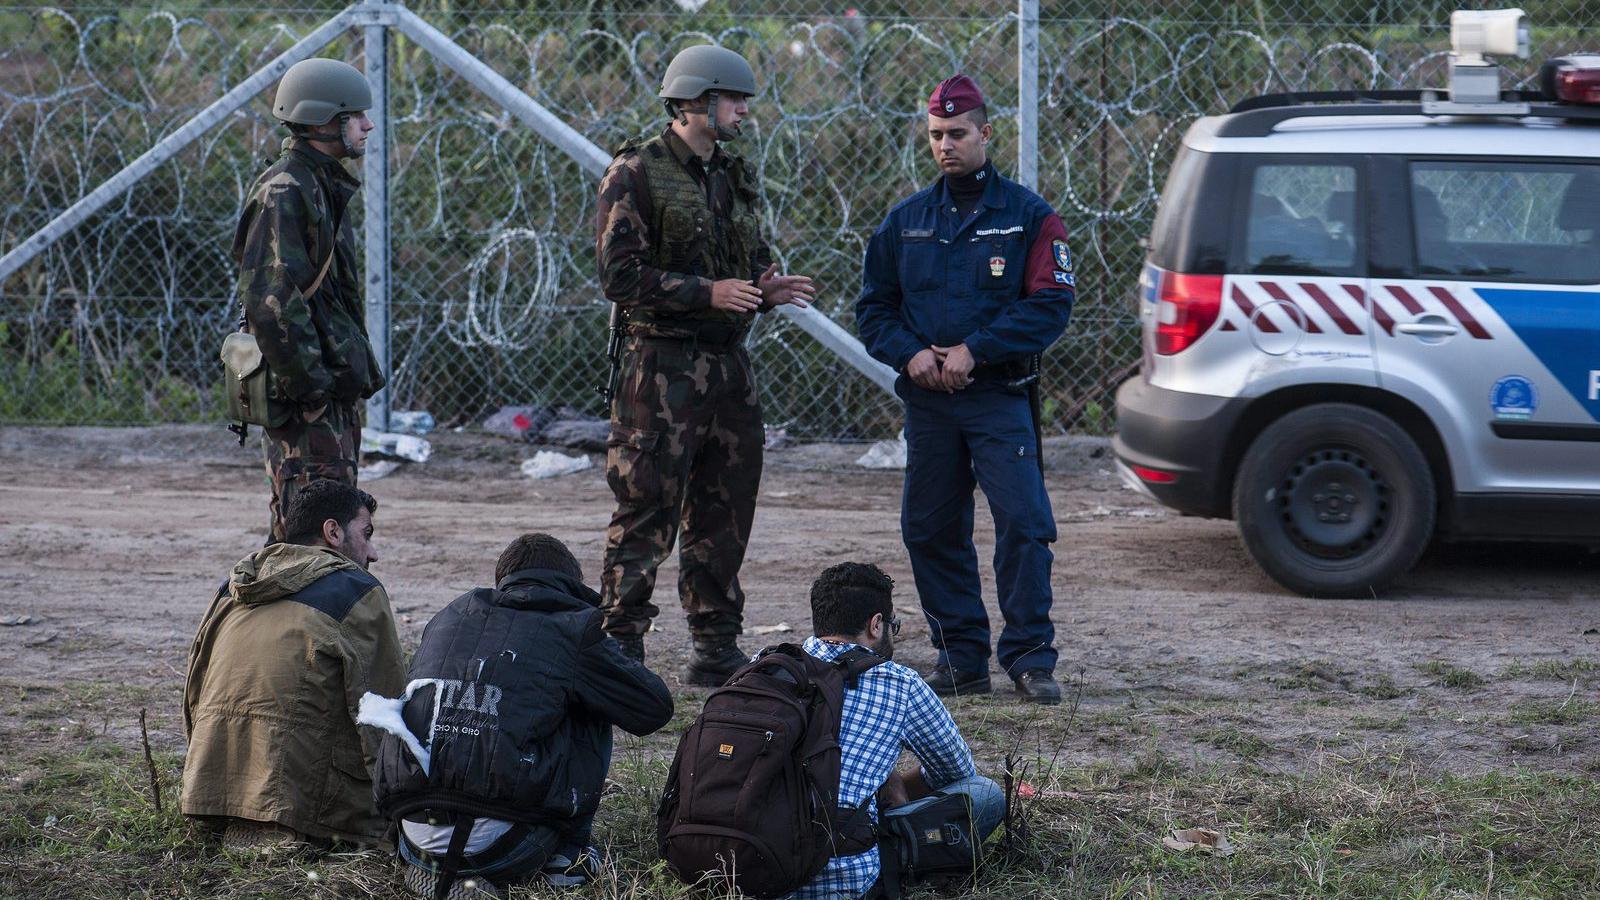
[{"xmin": 1113, "ymin": 9, "xmax": 1600, "ymax": 597}]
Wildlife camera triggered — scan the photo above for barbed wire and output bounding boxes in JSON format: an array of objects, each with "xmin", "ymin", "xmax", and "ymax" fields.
[{"xmin": 0, "ymin": 2, "xmax": 1590, "ymax": 436}]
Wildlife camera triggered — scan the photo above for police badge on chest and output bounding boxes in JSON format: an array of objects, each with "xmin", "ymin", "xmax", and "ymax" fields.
[{"xmin": 989, "ymin": 256, "xmax": 1005, "ymax": 278}]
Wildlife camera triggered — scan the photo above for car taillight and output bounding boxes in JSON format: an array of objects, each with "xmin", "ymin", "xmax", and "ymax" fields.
[{"xmin": 1154, "ymin": 272, "xmax": 1224, "ymax": 355}]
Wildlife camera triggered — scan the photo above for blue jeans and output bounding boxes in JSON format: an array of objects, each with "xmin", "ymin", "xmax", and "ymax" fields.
[{"xmin": 882, "ymin": 773, "xmax": 1006, "ymax": 842}]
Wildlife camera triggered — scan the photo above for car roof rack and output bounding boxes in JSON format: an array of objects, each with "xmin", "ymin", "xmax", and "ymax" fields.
[{"xmin": 1217, "ymin": 90, "xmax": 1600, "ymax": 137}]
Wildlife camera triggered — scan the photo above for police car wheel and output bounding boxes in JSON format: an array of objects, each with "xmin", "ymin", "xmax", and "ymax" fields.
[{"xmin": 1233, "ymin": 403, "xmax": 1435, "ymax": 598}]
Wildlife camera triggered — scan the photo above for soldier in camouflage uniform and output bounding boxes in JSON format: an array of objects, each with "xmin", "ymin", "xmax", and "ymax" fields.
[
  {"xmin": 235, "ymin": 59, "xmax": 385, "ymax": 543},
  {"xmin": 596, "ymin": 45, "xmax": 816, "ymax": 686}
]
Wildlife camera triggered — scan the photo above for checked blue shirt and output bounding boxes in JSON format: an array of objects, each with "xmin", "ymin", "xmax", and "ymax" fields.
[{"xmin": 788, "ymin": 636, "xmax": 977, "ymax": 900}]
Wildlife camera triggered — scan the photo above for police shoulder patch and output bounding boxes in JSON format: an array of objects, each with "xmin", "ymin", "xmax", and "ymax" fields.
[{"xmin": 1052, "ymin": 239, "xmax": 1072, "ymax": 272}]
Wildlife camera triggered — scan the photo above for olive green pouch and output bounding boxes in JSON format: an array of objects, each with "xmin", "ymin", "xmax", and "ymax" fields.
[{"xmin": 220, "ymin": 332, "xmax": 291, "ymax": 428}]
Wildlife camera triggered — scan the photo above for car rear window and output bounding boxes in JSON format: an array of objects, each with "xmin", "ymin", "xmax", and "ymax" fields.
[
  {"xmin": 1243, "ymin": 163, "xmax": 1359, "ymax": 275},
  {"xmin": 1411, "ymin": 161, "xmax": 1600, "ymax": 284}
]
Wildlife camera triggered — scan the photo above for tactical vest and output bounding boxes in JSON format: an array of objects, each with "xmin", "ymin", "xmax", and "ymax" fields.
[{"xmin": 619, "ymin": 133, "xmax": 763, "ymax": 325}]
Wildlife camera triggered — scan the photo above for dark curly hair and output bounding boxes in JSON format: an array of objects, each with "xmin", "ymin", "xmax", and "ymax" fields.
[{"xmin": 810, "ymin": 562, "xmax": 894, "ymax": 637}]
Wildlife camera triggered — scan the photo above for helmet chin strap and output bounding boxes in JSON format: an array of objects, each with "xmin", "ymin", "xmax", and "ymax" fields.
[
  {"xmin": 300, "ymin": 112, "xmax": 360, "ymax": 157},
  {"xmin": 706, "ymin": 91, "xmax": 740, "ymax": 141}
]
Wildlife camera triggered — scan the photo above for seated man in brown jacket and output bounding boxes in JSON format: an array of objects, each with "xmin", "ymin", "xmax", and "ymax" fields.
[{"xmin": 182, "ymin": 479, "xmax": 405, "ymax": 848}]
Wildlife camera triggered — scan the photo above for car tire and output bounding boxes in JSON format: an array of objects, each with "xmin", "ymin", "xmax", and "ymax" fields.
[{"xmin": 1233, "ymin": 403, "xmax": 1435, "ymax": 597}]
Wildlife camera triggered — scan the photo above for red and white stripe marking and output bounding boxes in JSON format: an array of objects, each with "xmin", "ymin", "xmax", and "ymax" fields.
[{"xmin": 1220, "ymin": 279, "xmax": 1495, "ymax": 340}]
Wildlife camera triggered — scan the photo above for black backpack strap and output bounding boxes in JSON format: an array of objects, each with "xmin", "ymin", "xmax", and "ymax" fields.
[
  {"xmin": 834, "ymin": 646, "xmax": 887, "ymax": 689},
  {"xmin": 433, "ymin": 814, "xmax": 475, "ymax": 900},
  {"xmin": 877, "ymin": 821, "xmax": 905, "ymax": 900},
  {"xmin": 832, "ymin": 801, "xmax": 877, "ymax": 856}
]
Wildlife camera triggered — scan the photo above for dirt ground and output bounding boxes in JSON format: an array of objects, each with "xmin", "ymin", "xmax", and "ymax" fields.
[{"xmin": 2, "ymin": 425, "xmax": 1597, "ymax": 777}]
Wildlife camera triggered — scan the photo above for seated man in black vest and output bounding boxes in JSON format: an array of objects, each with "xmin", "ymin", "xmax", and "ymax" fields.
[{"xmin": 362, "ymin": 533, "xmax": 673, "ymax": 899}]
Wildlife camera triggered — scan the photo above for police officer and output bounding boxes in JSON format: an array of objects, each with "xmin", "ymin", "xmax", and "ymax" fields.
[
  {"xmin": 236, "ymin": 58, "xmax": 384, "ymax": 543},
  {"xmin": 856, "ymin": 75, "xmax": 1075, "ymax": 704},
  {"xmin": 595, "ymin": 45, "xmax": 815, "ymax": 685}
]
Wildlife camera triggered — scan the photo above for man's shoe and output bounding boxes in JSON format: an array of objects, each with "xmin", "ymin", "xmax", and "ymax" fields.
[
  {"xmin": 402, "ymin": 864, "xmax": 504, "ymax": 899},
  {"xmin": 683, "ymin": 638, "xmax": 747, "ymax": 687},
  {"xmin": 923, "ymin": 662, "xmax": 992, "ymax": 697},
  {"xmin": 542, "ymin": 845, "xmax": 602, "ymax": 888},
  {"xmin": 220, "ymin": 820, "xmax": 302, "ymax": 853},
  {"xmin": 1013, "ymin": 669, "xmax": 1062, "ymax": 705},
  {"xmin": 612, "ymin": 634, "xmax": 645, "ymax": 663}
]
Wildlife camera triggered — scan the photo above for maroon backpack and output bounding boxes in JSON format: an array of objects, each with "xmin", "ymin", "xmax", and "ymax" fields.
[{"xmin": 657, "ymin": 643, "xmax": 885, "ymax": 898}]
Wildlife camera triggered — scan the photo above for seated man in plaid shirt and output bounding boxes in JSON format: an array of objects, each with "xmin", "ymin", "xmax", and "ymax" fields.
[{"xmin": 793, "ymin": 562, "xmax": 1005, "ymax": 899}]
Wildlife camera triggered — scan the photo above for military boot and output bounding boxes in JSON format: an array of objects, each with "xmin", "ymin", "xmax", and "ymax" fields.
[{"xmin": 683, "ymin": 636, "xmax": 747, "ymax": 687}]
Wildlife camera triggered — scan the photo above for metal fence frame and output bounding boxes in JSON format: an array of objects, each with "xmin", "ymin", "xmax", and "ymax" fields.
[{"xmin": 1, "ymin": 0, "xmax": 1017, "ymax": 431}]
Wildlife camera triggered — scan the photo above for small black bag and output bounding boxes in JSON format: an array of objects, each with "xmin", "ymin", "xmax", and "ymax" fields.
[{"xmin": 876, "ymin": 792, "xmax": 982, "ymax": 899}]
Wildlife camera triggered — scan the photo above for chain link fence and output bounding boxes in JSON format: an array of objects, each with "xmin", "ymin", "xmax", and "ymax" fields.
[{"xmin": 2, "ymin": 1, "xmax": 1592, "ymax": 438}]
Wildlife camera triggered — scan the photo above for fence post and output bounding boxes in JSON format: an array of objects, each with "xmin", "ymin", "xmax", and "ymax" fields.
[
  {"xmin": 1017, "ymin": 0, "xmax": 1039, "ymax": 191},
  {"xmin": 362, "ymin": 4, "xmax": 392, "ymax": 432}
]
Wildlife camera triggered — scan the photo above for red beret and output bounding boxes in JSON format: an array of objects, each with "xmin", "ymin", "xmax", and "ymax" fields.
[{"xmin": 929, "ymin": 74, "xmax": 985, "ymax": 118}]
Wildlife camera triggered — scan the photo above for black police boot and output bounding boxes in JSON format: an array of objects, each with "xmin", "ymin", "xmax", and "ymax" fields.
[
  {"xmin": 1012, "ymin": 669, "xmax": 1062, "ymax": 705},
  {"xmin": 923, "ymin": 662, "xmax": 992, "ymax": 697},
  {"xmin": 612, "ymin": 634, "xmax": 644, "ymax": 664},
  {"xmin": 683, "ymin": 637, "xmax": 747, "ymax": 687}
]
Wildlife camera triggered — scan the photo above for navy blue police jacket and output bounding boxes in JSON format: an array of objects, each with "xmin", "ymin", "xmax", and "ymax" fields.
[{"xmin": 856, "ymin": 163, "xmax": 1075, "ymax": 372}]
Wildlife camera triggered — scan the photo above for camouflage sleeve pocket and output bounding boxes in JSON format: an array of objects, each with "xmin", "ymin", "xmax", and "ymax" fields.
[{"xmin": 605, "ymin": 424, "xmax": 663, "ymax": 503}]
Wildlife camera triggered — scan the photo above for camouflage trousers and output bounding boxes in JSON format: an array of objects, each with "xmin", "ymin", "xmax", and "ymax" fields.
[
  {"xmin": 600, "ymin": 336, "xmax": 763, "ymax": 639},
  {"xmin": 262, "ymin": 400, "xmax": 362, "ymax": 543}
]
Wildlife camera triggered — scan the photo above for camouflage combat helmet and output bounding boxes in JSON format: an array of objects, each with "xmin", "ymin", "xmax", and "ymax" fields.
[
  {"xmin": 658, "ymin": 45, "xmax": 757, "ymax": 141},
  {"xmin": 273, "ymin": 58, "xmax": 371, "ymax": 126}
]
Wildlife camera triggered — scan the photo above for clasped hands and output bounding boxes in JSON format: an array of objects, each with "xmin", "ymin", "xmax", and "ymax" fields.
[
  {"xmin": 906, "ymin": 343, "xmax": 975, "ymax": 393},
  {"xmin": 709, "ymin": 263, "xmax": 816, "ymax": 314}
]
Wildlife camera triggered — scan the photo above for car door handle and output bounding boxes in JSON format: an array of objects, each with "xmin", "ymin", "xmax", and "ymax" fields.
[{"xmin": 1396, "ymin": 322, "xmax": 1459, "ymax": 337}]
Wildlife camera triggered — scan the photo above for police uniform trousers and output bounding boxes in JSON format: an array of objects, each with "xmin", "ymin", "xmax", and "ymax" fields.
[
  {"xmin": 600, "ymin": 334, "xmax": 763, "ymax": 638},
  {"xmin": 262, "ymin": 399, "xmax": 362, "ymax": 543},
  {"xmin": 898, "ymin": 377, "xmax": 1057, "ymax": 676}
]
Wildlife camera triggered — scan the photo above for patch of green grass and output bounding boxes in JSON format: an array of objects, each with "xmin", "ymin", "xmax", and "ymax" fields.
[
  {"xmin": 1500, "ymin": 659, "xmax": 1597, "ymax": 682},
  {"xmin": 1414, "ymin": 660, "xmax": 1486, "ymax": 689},
  {"xmin": 1357, "ymin": 676, "xmax": 1409, "ymax": 700},
  {"xmin": 5, "ymin": 732, "xmax": 1600, "ymax": 898},
  {"xmin": 1198, "ymin": 726, "xmax": 1272, "ymax": 759},
  {"xmin": 1350, "ymin": 714, "xmax": 1408, "ymax": 731},
  {"xmin": 1509, "ymin": 699, "xmax": 1597, "ymax": 726}
]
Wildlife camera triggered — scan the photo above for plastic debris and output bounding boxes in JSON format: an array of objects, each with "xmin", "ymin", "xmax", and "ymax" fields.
[
  {"xmin": 855, "ymin": 432, "xmax": 906, "ymax": 469},
  {"xmin": 539, "ymin": 416, "xmax": 608, "ymax": 452},
  {"xmin": 753, "ymin": 622, "xmax": 792, "ymax": 635},
  {"xmin": 361, "ymin": 429, "xmax": 432, "ymax": 463},
  {"xmin": 1162, "ymin": 827, "xmax": 1234, "ymax": 856},
  {"xmin": 484, "ymin": 405, "xmax": 551, "ymax": 439},
  {"xmin": 358, "ymin": 460, "xmax": 401, "ymax": 481},
  {"xmin": 1, "ymin": 615, "xmax": 34, "ymax": 626},
  {"xmin": 388, "ymin": 410, "xmax": 435, "ymax": 435},
  {"xmin": 764, "ymin": 427, "xmax": 793, "ymax": 450},
  {"xmin": 521, "ymin": 451, "xmax": 594, "ymax": 479}
]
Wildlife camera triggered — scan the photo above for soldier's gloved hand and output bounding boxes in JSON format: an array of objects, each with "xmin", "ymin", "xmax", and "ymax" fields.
[
  {"xmin": 755, "ymin": 263, "xmax": 815, "ymax": 310},
  {"xmin": 710, "ymin": 278, "xmax": 763, "ymax": 314},
  {"xmin": 932, "ymin": 344, "xmax": 975, "ymax": 391},
  {"xmin": 906, "ymin": 348, "xmax": 948, "ymax": 392}
]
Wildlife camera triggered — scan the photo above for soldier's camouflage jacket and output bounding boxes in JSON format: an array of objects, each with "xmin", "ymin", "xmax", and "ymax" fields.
[
  {"xmin": 595, "ymin": 127, "xmax": 773, "ymax": 328},
  {"xmin": 233, "ymin": 136, "xmax": 384, "ymax": 407}
]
